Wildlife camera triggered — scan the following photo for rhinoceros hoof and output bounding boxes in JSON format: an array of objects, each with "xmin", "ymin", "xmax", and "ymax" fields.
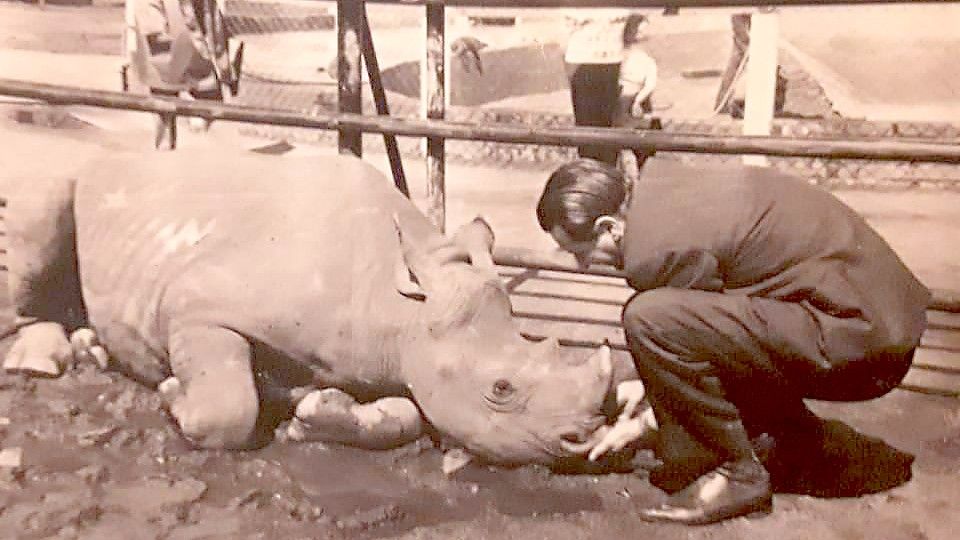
[
  {"xmin": 292, "ymin": 388, "xmax": 360, "ymax": 431},
  {"xmin": 288, "ymin": 390, "xmax": 424, "ymax": 448},
  {"xmin": 161, "ymin": 376, "xmax": 259, "ymax": 449},
  {"xmin": 158, "ymin": 377, "xmax": 183, "ymax": 405},
  {"xmin": 3, "ymin": 322, "xmax": 71, "ymax": 377},
  {"xmin": 69, "ymin": 328, "xmax": 110, "ymax": 371}
]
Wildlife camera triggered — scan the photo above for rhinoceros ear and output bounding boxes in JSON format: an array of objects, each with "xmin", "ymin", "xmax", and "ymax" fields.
[
  {"xmin": 451, "ymin": 216, "xmax": 495, "ymax": 270},
  {"xmin": 394, "ymin": 256, "xmax": 426, "ymax": 300},
  {"xmin": 393, "ymin": 213, "xmax": 427, "ymax": 301},
  {"xmin": 394, "ymin": 213, "xmax": 478, "ymax": 301}
]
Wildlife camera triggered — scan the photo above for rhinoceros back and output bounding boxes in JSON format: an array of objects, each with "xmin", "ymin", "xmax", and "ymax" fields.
[{"xmin": 74, "ymin": 150, "xmax": 430, "ymax": 386}]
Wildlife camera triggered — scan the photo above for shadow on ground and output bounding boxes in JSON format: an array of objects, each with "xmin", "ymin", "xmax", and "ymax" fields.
[{"xmin": 769, "ymin": 419, "xmax": 914, "ymax": 498}]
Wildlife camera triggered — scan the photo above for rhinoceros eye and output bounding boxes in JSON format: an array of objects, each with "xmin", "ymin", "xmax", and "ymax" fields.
[
  {"xmin": 484, "ymin": 379, "xmax": 523, "ymax": 412},
  {"xmin": 492, "ymin": 379, "xmax": 514, "ymax": 399}
]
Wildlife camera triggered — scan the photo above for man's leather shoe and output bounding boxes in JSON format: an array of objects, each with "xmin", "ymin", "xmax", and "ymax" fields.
[{"xmin": 638, "ymin": 458, "xmax": 773, "ymax": 525}]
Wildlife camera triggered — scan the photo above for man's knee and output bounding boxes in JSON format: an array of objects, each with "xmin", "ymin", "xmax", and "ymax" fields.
[{"xmin": 621, "ymin": 288, "xmax": 690, "ymax": 340}]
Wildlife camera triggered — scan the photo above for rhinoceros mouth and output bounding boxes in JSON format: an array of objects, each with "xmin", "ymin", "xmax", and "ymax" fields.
[{"xmin": 539, "ymin": 414, "xmax": 609, "ymax": 460}]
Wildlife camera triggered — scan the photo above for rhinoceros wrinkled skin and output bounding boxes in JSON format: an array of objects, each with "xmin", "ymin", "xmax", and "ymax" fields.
[{"xmin": 2, "ymin": 147, "xmax": 614, "ymax": 466}]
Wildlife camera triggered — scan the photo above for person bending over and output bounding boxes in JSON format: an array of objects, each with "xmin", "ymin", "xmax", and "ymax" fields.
[{"xmin": 537, "ymin": 157, "xmax": 929, "ymax": 525}]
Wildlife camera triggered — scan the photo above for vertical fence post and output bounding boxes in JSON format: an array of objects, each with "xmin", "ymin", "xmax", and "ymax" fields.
[
  {"xmin": 121, "ymin": 0, "xmax": 137, "ymax": 92},
  {"xmin": 742, "ymin": 9, "xmax": 780, "ymax": 167},
  {"xmin": 337, "ymin": 0, "xmax": 363, "ymax": 157},
  {"xmin": 358, "ymin": 5, "xmax": 409, "ymax": 197},
  {"xmin": 423, "ymin": 3, "xmax": 446, "ymax": 232}
]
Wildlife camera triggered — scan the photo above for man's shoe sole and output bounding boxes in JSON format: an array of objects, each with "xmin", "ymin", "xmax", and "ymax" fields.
[{"xmin": 637, "ymin": 496, "xmax": 773, "ymax": 526}]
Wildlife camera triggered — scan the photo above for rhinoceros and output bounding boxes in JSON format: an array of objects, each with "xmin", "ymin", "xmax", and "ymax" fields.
[{"xmin": 1, "ymin": 147, "xmax": 615, "ymax": 466}]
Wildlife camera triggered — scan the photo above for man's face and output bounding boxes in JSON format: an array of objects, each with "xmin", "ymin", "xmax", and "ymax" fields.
[
  {"xmin": 549, "ymin": 225, "xmax": 597, "ymax": 269},
  {"xmin": 549, "ymin": 220, "xmax": 621, "ymax": 269}
]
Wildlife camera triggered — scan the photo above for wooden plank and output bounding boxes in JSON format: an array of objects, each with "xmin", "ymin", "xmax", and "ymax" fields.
[
  {"xmin": 920, "ymin": 328, "xmax": 960, "ymax": 356},
  {"xmin": 494, "ymin": 248, "xmax": 960, "ymax": 313},
  {"xmin": 503, "ymin": 264, "xmax": 959, "ymax": 399},
  {"xmin": 901, "ymin": 369, "xmax": 960, "ymax": 398}
]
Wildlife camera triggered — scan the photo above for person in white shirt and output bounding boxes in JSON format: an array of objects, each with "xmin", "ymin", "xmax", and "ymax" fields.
[
  {"xmin": 619, "ymin": 15, "xmax": 658, "ymax": 122},
  {"xmin": 125, "ymin": 0, "xmax": 242, "ymax": 147}
]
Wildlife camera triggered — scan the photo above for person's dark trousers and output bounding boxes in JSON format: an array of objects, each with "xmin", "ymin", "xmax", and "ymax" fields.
[
  {"xmin": 621, "ymin": 288, "xmax": 915, "ymax": 493},
  {"xmin": 566, "ymin": 62, "xmax": 621, "ymax": 166}
]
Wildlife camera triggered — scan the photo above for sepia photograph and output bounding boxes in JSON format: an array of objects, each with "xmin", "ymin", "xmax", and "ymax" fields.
[{"xmin": 0, "ymin": 0, "xmax": 957, "ymax": 538}]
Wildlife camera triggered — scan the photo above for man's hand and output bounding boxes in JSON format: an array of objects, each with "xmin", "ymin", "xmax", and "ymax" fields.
[
  {"xmin": 614, "ymin": 379, "xmax": 647, "ymax": 420},
  {"xmin": 588, "ymin": 407, "xmax": 657, "ymax": 461},
  {"xmin": 561, "ymin": 379, "xmax": 657, "ymax": 461},
  {"xmin": 588, "ymin": 379, "xmax": 655, "ymax": 460}
]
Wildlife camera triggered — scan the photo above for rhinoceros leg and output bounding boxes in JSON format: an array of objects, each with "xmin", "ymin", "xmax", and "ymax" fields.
[
  {"xmin": 68, "ymin": 328, "xmax": 110, "ymax": 370},
  {"xmin": 161, "ymin": 324, "xmax": 260, "ymax": 449},
  {"xmin": 286, "ymin": 388, "xmax": 424, "ymax": 450},
  {"xmin": 2, "ymin": 177, "xmax": 86, "ymax": 377}
]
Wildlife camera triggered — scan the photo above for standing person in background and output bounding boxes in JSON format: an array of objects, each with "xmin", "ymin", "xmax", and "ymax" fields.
[
  {"xmin": 565, "ymin": 12, "xmax": 659, "ymax": 168},
  {"xmin": 124, "ymin": 0, "xmax": 243, "ymax": 148},
  {"xmin": 618, "ymin": 14, "xmax": 658, "ymax": 123},
  {"xmin": 617, "ymin": 14, "xmax": 660, "ymax": 174},
  {"xmin": 564, "ymin": 9, "xmax": 630, "ymax": 166}
]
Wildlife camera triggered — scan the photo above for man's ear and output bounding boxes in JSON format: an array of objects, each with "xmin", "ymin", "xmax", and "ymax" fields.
[{"xmin": 592, "ymin": 215, "xmax": 621, "ymax": 237}]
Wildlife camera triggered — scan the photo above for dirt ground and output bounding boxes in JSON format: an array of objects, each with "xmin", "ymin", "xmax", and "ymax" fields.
[{"xmin": 0, "ymin": 3, "xmax": 959, "ymax": 540}]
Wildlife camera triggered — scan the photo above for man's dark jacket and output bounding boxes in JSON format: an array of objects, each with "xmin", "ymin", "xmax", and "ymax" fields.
[{"xmin": 620, "ymin": 158, "xmax": 930, "ymax": 361}]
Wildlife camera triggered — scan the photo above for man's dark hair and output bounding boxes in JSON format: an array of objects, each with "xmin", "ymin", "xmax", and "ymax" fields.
[{"xmin": 536, "ymin": 159, "xmax": 628, "ymax": 242}]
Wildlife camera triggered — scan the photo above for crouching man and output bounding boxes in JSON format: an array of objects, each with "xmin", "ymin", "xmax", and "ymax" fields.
[{"xmin": 539, "ymin": 158, "xmax": 929, "ymax": 525}]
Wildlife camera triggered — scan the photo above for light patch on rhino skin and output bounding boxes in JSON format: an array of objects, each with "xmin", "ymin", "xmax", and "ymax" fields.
[
  {"xmin": 101, "ymin": 189, "xmax": 130, "ymax": 210},
  {"xmin": 353, "ymin": 404, "xmax": 387, "ymax": 429},
  {"xmin": 154, "ymin": 219, "xmax": 217, "ymax": 255},
  {"xmin": 309, "ymin": 271, "xmax": 325, "ymax": 292}
]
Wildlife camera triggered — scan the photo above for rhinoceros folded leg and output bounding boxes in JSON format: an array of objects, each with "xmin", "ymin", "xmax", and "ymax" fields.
[
  {"xmin": 286, "ymin": 388, "xmax": 424, "ymax": 450},
  {"xmin": 68, "ymin": 328, "xmax": 110, "ymax": 371},
  {"xmin": 162, "ymin": 324, "xmax": 260, "ymax": 449}
]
